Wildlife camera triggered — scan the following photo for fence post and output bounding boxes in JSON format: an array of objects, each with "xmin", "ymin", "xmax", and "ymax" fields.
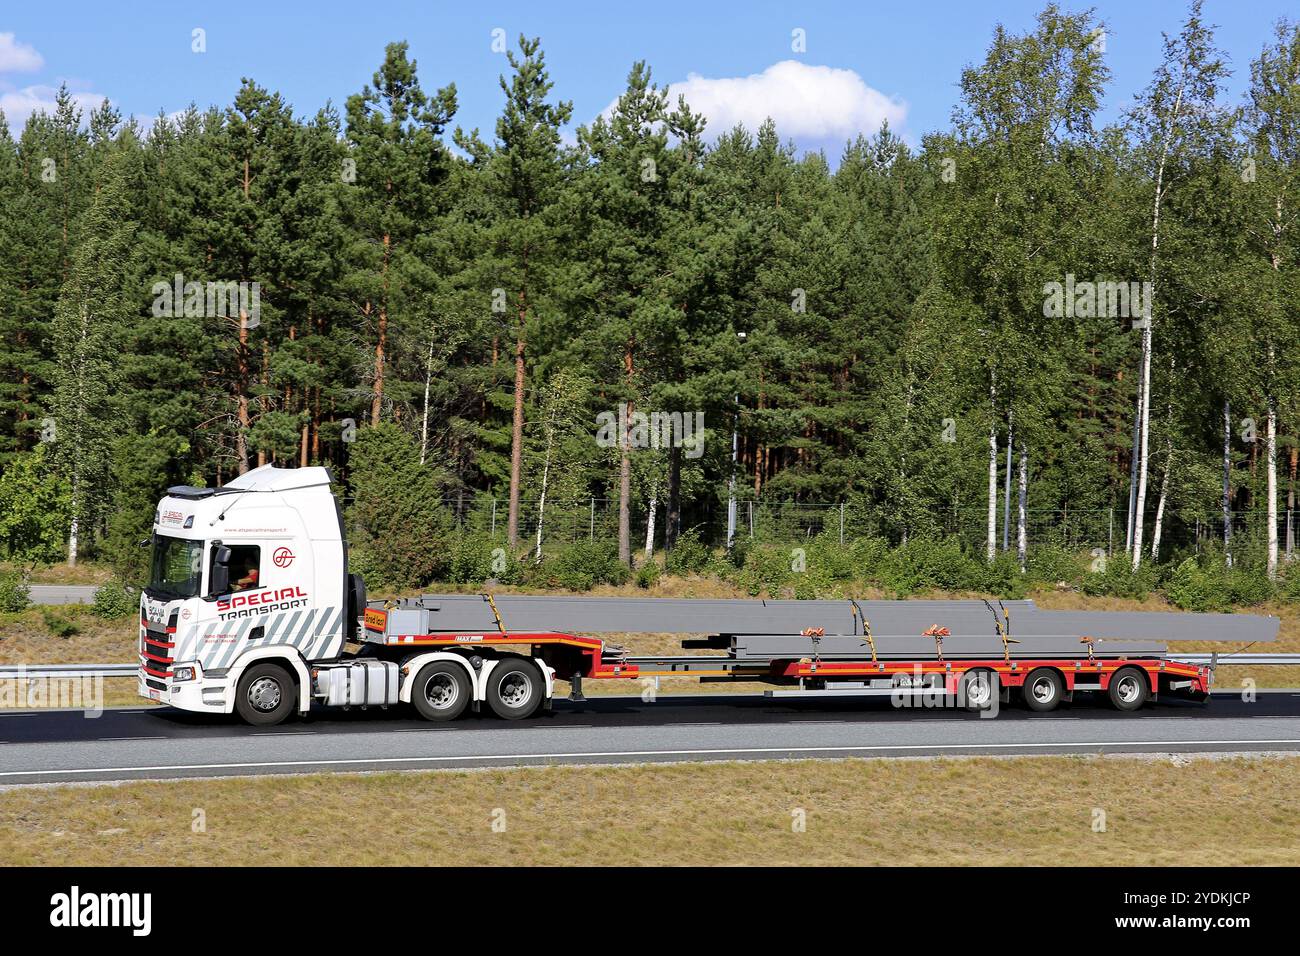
[
  {"xmin": 839, "ymin": 502, "xmax": 845, "ymax": 546},
  {"xmin": 1107, "ymin": 508, "xmax": 1113, "ymax": 556},
  {"xmin": 589, "ymin": 498, "xmax": 595, "ymax": 541},
  {"xmin": 491, "ymin": 499, "xmax": 496, "ymax": 537}
]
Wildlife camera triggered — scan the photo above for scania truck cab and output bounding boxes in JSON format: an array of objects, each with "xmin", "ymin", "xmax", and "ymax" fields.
[
  {"xmin": 141, "ymin": 465, "xmax": 555, "ymax": 725},
  {"xmin": 140, "ymin": 466, "xmax": 352, "ymax": 721}
]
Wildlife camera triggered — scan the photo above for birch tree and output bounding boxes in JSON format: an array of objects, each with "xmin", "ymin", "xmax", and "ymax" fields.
[
  {"xmin": 1126, "ymin": 0, "xmax": 1229, "ymax": 568},
  {"xmin": 50, "ymin": 155, "xmax": 134, "ymax": 564}
]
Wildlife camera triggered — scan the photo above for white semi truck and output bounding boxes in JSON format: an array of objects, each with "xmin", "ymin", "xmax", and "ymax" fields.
[{"xmin": 139, "ymin": 465, "xmax": 1275, "ymax": 726}]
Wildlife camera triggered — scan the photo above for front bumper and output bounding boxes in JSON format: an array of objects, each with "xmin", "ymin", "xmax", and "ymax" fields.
[{"xmin": 138, "ymin": 667, "xmax": 232, "ymax": 713}]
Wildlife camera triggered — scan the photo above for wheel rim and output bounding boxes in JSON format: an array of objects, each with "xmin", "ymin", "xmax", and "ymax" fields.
[
  {"xmin": 247, "ymin": 676, "xmax": 282, "ymax": 712},
  {"xmin": 425, "ymin": 673, "xmax": 459, "ymax": 710},
  {"xmin": 498, "ymin": 671, "xmax": 532, "ymax": 708},
  {"xmin": 1117, "ymin": 675, "xmax": 1140, "ymax": 703},
  {"xmin": 967, "ymin": 676, "xmax": 991, "ymax": 706},
  {"xmin": 1031, "ymin": 677, "xmax": 1055, "ymax": 703}
]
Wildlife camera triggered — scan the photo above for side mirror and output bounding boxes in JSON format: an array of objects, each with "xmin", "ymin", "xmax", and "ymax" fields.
[{"xmin": 210, "ymin": 546, "xmax": 232, "ymax": 596}]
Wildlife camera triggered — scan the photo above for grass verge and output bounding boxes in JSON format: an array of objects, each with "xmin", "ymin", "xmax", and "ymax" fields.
[{"xmin": 1, "ymin": 754, "xmax": 1297, "ymax": 866}]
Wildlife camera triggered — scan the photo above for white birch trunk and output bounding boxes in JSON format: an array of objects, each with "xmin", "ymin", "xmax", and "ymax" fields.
[
  {"xmin": 986, "ymin": 377, "xmax": 997, "ymax": 563},
  {"xmin": 67, "ymin": 474, "xmax": 80, "ymax": 567},
  {"xmin": 1133, "ymin": 61, "xmax": 1187, "ymax": 570},
  {"xmin": 644, "ymin": 486, "xmax": 658, "ymax": 561},
  {"xmin": 1223, "ymin": 400, "xmax": 1233, "ymax": 566},
  {"xmin": 1016, "ymin": 443, "xmax": 1027, "ymax": 571},
  {"xmin": 419, "ymin": 334, "xmax": 434, "ymax": 465},
  {"xmin": 1151, "ymin": 443, "xmax": 1172, "ymax": 562},
  {"xmin": 1267, "ymin": 395, "xmax": 1278, "ymax": 580},
  {"xmin": 1003, "ymin": 410, "xmax": 1013, "ymax": 552}
]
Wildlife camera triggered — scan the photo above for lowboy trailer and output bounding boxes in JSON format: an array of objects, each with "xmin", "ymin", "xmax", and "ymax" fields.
[{"xmin": 138, "ymin": 466, "xmax": 1278, "ymax": 726}]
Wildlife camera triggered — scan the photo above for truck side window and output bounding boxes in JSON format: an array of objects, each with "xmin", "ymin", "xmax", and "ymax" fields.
[{"xmin": 224, "ymin": 545, "xmax": 262, "ymax": 593}]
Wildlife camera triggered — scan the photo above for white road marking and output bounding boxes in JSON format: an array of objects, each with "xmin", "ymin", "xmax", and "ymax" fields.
[{"xmin": 4, "ymin": 738, "xmax": 1300, "ymax": 778}]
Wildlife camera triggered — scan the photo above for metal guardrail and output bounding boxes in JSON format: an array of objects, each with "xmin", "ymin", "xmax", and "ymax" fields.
[
  {"xmin": 0, "ymin": 664, "xmax": 138, "ymax": 680},
  {"xmin": 1172, "ymin": 654, "xmax": 1300, "ymax": 666}
]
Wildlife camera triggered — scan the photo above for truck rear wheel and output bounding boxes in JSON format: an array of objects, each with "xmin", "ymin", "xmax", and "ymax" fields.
[
  {"xmin": 1107, "ymin": 667, "xmax": 1149, "ymax": 711},
  {"xmin": 960, "ymin": 669, "xmax": 998, "ymax": 713},
  {"xmin": 235, "ymin": 662, "xmax": 296, "ymax": 726},
  {"xmin": 486, "ymin": 658, "xmax": 543, "ymax": 720},
  {"xmin": 411, "ymin": 661, "xmax": 471, "ymax": 721},
  {"xmin": 1022, "ymin": 668, "xmax": 1064, "ymax": 712}
]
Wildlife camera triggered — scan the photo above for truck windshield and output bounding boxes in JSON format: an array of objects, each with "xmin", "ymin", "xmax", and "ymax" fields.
[{"xmin": 147, "ymin": 535, "xmax": 204, "ymax": 599}]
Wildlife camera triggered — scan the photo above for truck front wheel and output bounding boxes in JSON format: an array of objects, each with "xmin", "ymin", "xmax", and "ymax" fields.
[
  {"xmin": 235, "ymin": 662, "xmax": 296, "ymax": 726},
  {"xmin": 411, "ymin": 662, "xmax": 471, "ymax": 721},
  {"xmin": 486, "ymin": 658, "xmax": 544, "ymax": 720}
]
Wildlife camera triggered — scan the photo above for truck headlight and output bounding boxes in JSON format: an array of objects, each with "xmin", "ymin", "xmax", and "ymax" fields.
[{"xmin": 173, "ymin": 666, "xmax": 197, "ymax": 683}]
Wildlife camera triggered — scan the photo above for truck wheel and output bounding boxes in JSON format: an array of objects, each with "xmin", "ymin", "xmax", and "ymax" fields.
[
  {"xmin": 235, "ymin": 662, "xmax": 296, "ymax": 726},
  {"xmin": 960, "ymin": 669, "xmax": 998, "ymax": 713},
  {"xmin": 1022, "ymin": 668, "xmax": 1064, "ymax": 712},
  {"xmin": 411, "ymin": 661, "xmax": 471, "ymax": 721},
  {"xmin": 486, "ymin": 658, "xmax": 543, "ymax": 720},
  {"xmin": 1108, "ymin": 667, "xmax": 1149, "ymax": 712}
]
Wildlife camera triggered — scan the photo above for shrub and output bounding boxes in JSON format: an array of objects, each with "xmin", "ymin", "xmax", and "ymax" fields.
[
  {"xmin": 444, "ymin": 532, "xmax": 522, "ymax": 585},
  {"xmin": 734, "ymin": 543, "xmax": 795, "ymax": 597},
  {"xmin": 1165, "ymin": 558, "xmax": 1224, "ymax": 612},
  {"xmin": 92, "ymin": 581, "xmax": 137, "ymax": 619},
  {"xmin": 635, "ymin": 560, "xmax": 661, "ymax": 589},
  {"xmin": 1025, "ymin": 544, "xmax": 1085, "ymax": 587},
  {"xmin": 1080, "ymin": 557, "xmax": 1157, "ymax": 600},
  {"xmin": 0, "ymin": 570, "xmax": 30, "ymax": 612},
  {"xmin": 1224, "ymin": 566, "xmax": 1274, "ymax": 607},
  {"xmin": 536, "ymin": 541, "xmax": 629, "ymax": 591},
  {"xmin": 664, "ymin": 528, "xmax": 711, "ymax": 576},
  {"xmin": 41, "ymin": 607, "xmax": 80, "ymax": 637},
  {"xmin": 881, "ymin": 537, "xmax": 985, "ymax": 595}
]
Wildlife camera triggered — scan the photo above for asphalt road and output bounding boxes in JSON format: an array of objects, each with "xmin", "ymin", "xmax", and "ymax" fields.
[
  {"xmin": 1, "ymin": 690, "xmax": 1299, "ymax": 785},
  {"xmin": 27, "ymin": 584, "xmax": 97, "ymax": 605}
]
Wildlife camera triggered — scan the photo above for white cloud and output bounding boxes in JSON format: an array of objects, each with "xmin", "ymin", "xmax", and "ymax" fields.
[
  {"xmin": 0, "ymin": 85, "xmax": 110, "ymax": 131},
  {"xmin": 0, "ymin": 33, "xmax": 44, "ymax": 73},
  {"xmin": 654, "ymin": 60, "xmax": 908, "ymax": 144}
]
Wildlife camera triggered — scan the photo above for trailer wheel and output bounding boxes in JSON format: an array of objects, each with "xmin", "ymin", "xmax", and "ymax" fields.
[
  {"xmin": 486, "ymin": 658, "xmax": 543, "ymax": 720},
  {"xmin": 1022, "ymin": 668, "xmax": 1064, "ymax": 712},
  {"xmin": 1107, "ymin": 667, "xmax": 1149, "ymax": 712},
  {"xmin": 411, "ymin": 662, "xmax": 471, "ymax": 722},
  {"xmin": 235, "ymin": 662, "xmax": 296, "ymax": 726},
  {"xmin": 960, "ymin": 669, "xmax": 998, "ymax": 713}
]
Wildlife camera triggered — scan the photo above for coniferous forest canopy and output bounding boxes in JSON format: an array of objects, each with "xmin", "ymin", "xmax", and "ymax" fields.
[{"xmin": 2, "ymin": 2, "xmax": 1300, "ymax": 602}]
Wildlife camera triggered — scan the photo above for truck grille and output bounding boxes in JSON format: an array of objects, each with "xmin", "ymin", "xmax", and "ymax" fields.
[{"xmin": 142, "ymin": 624, "xmax": 175, "ymax": 678}]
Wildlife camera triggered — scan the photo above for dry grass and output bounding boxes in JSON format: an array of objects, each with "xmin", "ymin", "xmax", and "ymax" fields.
[
  {"xmin": 0, "ymin": 608, "xmax": 136, "ymax": 665},
  {"xmin": 0, "ymin": 561, "xmax": 114, "ymax": 586},
  {"xmin": 1, "ymin": 754, "xmax": 1296, "ymax": 866}
]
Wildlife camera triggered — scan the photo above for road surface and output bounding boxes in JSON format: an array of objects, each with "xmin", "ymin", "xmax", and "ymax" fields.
[
  {"xmin": 1, "ymin": 690, "xmax": 1298, "ymax": 785},
  {"xmin": 27, "ymin": 585, "xmax": 97, "ymax": 605}
]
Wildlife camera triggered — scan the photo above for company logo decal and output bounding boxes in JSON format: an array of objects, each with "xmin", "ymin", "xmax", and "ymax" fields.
[{"xmin": 273, "ymin": 546, "xmax": 295, "ymax": 568}]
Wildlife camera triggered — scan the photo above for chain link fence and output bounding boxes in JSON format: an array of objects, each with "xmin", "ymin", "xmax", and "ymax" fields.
[{"xmin": 438, "ymin": 495, "xmax": 1300, "ymax": 559}]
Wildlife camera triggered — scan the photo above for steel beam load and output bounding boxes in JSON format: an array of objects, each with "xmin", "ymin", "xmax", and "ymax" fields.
[{"xmin": 383, "ymin": 594, "xmax": 1279, "ymax": 649}]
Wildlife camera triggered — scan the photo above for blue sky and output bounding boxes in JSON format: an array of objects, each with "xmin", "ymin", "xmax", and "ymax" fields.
[{"xmin": 1, "ymin": 1, "xmax": 1294, "ymax": 155}]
